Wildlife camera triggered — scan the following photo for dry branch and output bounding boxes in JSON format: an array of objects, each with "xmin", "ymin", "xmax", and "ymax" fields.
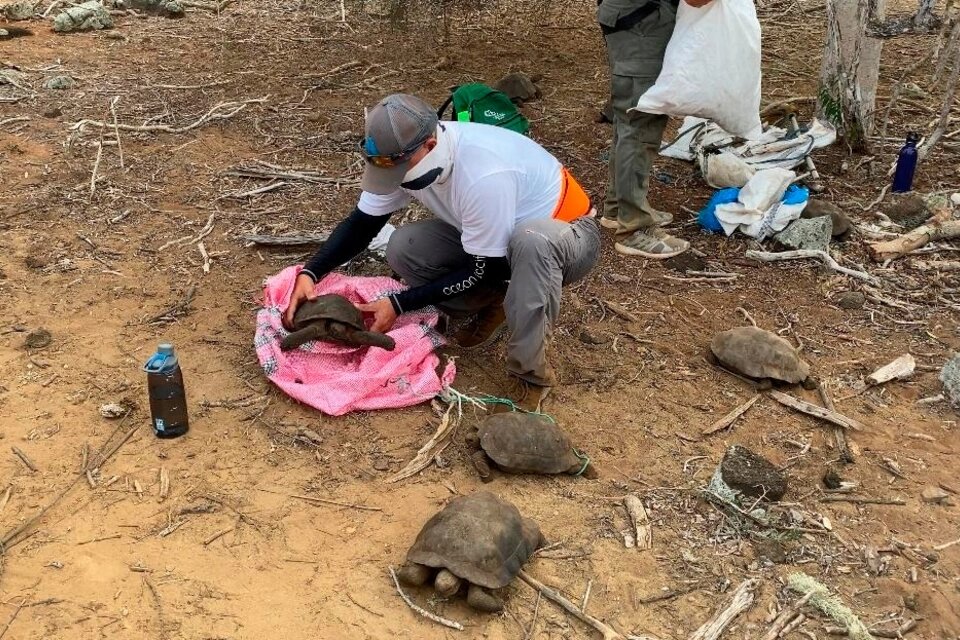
[
  {"xmin": 817, "ymin": 382, "xmax": 853, "ymax": 463},
  {"xmin": 240, "ymin": 233, "xmax": 331, "ymax": 247},
  {"xmin": 386, "ymin": 403, "xmax": 457, "ymax": 483},
  {"xmin": 768, "ymin": 390, "xmax": 865, "ymax": 431},
  {"xmin": 868, "ymin": 220, "xmax": 960, "ymax": 261},
  {"xmin": 71, "ymin": 98, "xmax": 267, "ymax": 135},
  {"xmin": 689, "ymin": 579, "xmax": 760, "ymax": 640},
  {"xmin": 623, "ymin": 495, "xmax": 652, "ymax": 550},
  {"xmin": 746, "ymin": 250, "xmax": 878, "ymax": 284},
  {"xmin": 518, "ymin": 570, "xmax": 625, "ymax": 640},
  {"xmin": 703, "ymin": 395, "xmax": 760, "ymax": 436},
  {"xmin": 256, "ymin": 488, "xmax": 382, "ymax": 512}
]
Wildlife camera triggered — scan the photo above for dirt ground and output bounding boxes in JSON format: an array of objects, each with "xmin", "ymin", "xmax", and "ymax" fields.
[{"xmin": 2, "ymin": 0, "xmax": 960, "ymax": 638}]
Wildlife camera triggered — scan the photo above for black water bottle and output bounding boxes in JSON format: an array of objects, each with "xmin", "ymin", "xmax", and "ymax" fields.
[{"xmin": 143, "ymin": 343, "xmax": 189, "ymax": 438}]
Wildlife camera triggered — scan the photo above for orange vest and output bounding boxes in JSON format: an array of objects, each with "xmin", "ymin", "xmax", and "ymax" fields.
[{"xmin": 551, "ymin": 167, "xmax": 592, "ymax": 223}]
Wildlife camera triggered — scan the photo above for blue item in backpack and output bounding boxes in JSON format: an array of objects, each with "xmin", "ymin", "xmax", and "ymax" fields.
[
  {"xmin": 698, "ymin": 187, "xmax": 740, "ymax": 233},
  {"xmin": 782, "ymin": 184, "xmax": 809, "ymax": 206}
]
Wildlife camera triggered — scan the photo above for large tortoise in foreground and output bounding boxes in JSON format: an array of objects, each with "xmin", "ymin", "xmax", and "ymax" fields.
[
  {"xmin": 281, "ymin": 294, "xmax": 395, "ymax": 351},
  {"xmin": 396, "ymin": 492, "xmax": 544, "ymax": 612}
]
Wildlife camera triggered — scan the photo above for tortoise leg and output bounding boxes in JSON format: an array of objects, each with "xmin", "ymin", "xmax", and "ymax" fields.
[
  {"xmin": 801, "ymin": 376, "xmax": 818, "ymax": 391},
  {"xmin": 280, "ymin": 325, "xmax": 321, "ymax": 351},
  {"xmin": 466, "ymin": 584, "xmax": 504, "ymax": 613},
  {"xmin": 351, "ymin": 329, "xmax": 396, "ymax": 351},
  {"xmin": 471, "ymin": 451, "xmax": 493, "ymax": 483},
  {"xmin": 397, "ymin": 562, "xmax": 431, "ymax": 586},
  {"xmin": 756, "ymin": 378, "xmax": 773, "ymax": 391},
  {"xmin": 434, "ymin": 569, "xmax": 462, "ymax": 598}
]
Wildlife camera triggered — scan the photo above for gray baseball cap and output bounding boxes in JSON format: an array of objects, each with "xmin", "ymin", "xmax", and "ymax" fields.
[{"xmin": 361, "ymin": 94, "xmax": 439, "ymax": 194}]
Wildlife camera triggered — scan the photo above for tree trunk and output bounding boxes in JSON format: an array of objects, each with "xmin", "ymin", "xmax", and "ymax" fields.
[{"xmin": 816, "ymin": 0, "xmax": 886, "ymax": 152}]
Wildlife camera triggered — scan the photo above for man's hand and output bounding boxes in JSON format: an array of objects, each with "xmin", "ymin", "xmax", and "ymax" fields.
[
  {"xmin": 283, "ymin": 273, "xmax": 319, "ymax": 330},
  {"xmin": 684, "ymin": 0, "xmax": 713, "ymax": 6},
  {"xmin": 356, "ymin": 298, "xmax": 398, "ymax": 334}
]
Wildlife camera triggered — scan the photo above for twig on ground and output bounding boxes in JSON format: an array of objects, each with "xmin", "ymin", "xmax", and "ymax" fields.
[
  {"xmin": 203, "ymin": 524, "xmax": 236, "ymax": 546},
  {"xmin": 817, "ymin": 382, "xmax": 853, "ymax": 463},
  {"xmin": 623, "ymin": 495, "xmax": 652, "ymax": 550},
  {"xmin": 110, "ymin": 97, "xmax": 124, "ymax": 169},
  {"xmin": 689, "ymin": 579, "xmax": 760, "ymax": 640},
  {"xmin": 525, "ymin": 591, "xmax": 542, "ymax": 640},
  {"xmin": 868, "ymin": 220, "xmax": 960, "ymax": 262},
  {"xmin": 256, "ymin": 487, "xmax": 382, "ymax": 512},
  {"xmin": 11, "ymin": 447, "xmax": 38, "ymax": 472},
  {"xmin": 386, "ymin": 403, "xmax": 458, "ymax": 483},
  {"xmin": 145, "ymin": 285, "xmax": 196, "ymax": 324},
  {"xmin": 0, "ymin": 600, "xmax": 24, "ymax": 639},
  {"xmin": 518, "ymin": 570, "xmax": 625, "ymax": 640},
  {"xmin": 746, "ymin": 250, "xmax": 878, "ymax": 284},
  {"xmin": 768, "ymin": 390, "xmax": 865, "ymax": 431},
  {"xmin": 736, "ymin": 307, "xmax": 758, "ymax": 327},
  {"xmin": 581, "ymin": 579, "xmax": 594, "ymax": 614},
  {"xmin": 71, "ymin": 98, "xmax": 267, "ymax": 135},
  {"xmin": 820, "ymin": 495, "xmax": 906, "ymax": 505},
  {"xmin": 703, "ymin": 394, "xmax": 760, "ymax": 436},
  {"xmin": 240, "ymin": 233, "xmax": 331, "ymax": 247},
  {"xmin": 601, "ymin": 299, "xmax": 640, "ymax": 324},
  {"xmin": 389, "ymin": 566, "xmax": 464, "ymax": 631}
]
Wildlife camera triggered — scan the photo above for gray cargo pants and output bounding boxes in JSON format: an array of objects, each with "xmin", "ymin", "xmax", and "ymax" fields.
[
  {"xmin": 386, "ymin": 216, "xmax": 601, "ymax": 386},
  {"xmin": 600, "ymin": 0, "xmax": 677, "ymax": 232}
]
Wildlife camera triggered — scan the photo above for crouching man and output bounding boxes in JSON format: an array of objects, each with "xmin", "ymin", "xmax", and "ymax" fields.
[{"xmin": 284, "ymin": 94, "xmax": 600, "ymax": 411}]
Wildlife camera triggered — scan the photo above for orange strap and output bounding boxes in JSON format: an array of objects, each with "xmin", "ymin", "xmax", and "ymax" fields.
[{"xmin": 551, "ymin": 167, "xmax": 592, "ymax": 223}]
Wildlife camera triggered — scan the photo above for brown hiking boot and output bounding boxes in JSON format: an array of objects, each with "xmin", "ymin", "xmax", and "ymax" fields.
[
  {"xmin": 452, "ymin": 303, "xmax": 507, "ymax": 350},
  {"xmin": 491, "ymin": 377, "xmax": 551, "ymax": 414}
]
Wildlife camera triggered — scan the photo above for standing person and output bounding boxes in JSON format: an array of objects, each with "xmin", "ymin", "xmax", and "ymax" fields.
[
  {"xmin": 283, "ymin": 94, "xmax": 600, "ymax": 412},
  {"xmin": 598, "ymin": 0, "xmax": 711, "ymax": 258}
]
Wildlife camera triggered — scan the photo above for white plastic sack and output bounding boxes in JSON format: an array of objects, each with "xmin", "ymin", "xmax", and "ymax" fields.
[
  {"xmin": 715, "ymin": 168, "xmax": 805, "ymax": 238},
  {"xmin": 633, "ymin": 0, "xmax": 762, "ymax": 140},
  {"xmin": 702, "ymin": 151, "xmax": 755, "ymax": 188}
]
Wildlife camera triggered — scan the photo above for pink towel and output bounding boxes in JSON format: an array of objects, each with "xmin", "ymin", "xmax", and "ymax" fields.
[{"xmin": 255, "ymin": 267, "xmax": 455, "ymax": 416}]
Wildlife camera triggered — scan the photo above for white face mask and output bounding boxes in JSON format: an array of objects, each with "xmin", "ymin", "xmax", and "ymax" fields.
[{"xmin": 401, "ymin": 124, "xmax": 453, "ymax": 190}]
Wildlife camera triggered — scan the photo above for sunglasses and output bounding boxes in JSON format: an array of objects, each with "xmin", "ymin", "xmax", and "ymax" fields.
[{"xmin": 360, "ymin": 137, "xmax": 423, "ymax": 168}]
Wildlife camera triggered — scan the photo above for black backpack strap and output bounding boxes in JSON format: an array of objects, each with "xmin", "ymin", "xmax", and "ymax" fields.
[{"xmin": 437, "ymin": 85, "xmax": 460, "ymax": 119}]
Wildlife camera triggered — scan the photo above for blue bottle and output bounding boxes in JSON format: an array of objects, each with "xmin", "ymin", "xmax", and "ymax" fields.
[
  {"xmin": 892, "ymin": 132, "xmax": 920, "ymax": 193},
  {"xmin": 143, "ymin": 344, "xmax": 189, "ymax": 438}
]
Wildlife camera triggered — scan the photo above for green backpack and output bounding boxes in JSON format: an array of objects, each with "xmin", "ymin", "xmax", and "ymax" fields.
[{"xmin": 437, "ymin": 83, "xmax": 530, "ymax": 135}]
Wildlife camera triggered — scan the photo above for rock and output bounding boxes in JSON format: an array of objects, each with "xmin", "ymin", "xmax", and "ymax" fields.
[
  {"xmin": 921, "ymin": 486, "xmax": 950, "ymax": 504},
  {"xmin": 45, "ymin": 75, "xmax": 74, "ymax": 90},
  {"xmin": 720, "ymin": 445, "xmax": 787, "ymax": 501},
  {"xmin": 822, "ymin": 470, "xmax": 842, "ymax": 490},
  {"xmin": 578, "ymin": 329, "xmax": 609, "ymax": 345},
  {"xmin": 126, "ymin": 0, "xmax": 184, "ymax": 17},
  {"xmin": 940, "ymin": 354, "xmax": 960, "ymax": 406},
  {"xmin": 801, "ymin": 199, "xmax": 851, "ymax": 238},
  {"xmin": 3, "ymin": 0, "xmax": 34, "ymax": 19},
  {"xmin": 371, "ymin": 457, "xmax": 390, "ymax": 471},
  {"xmin": 774, "ymin": 216, "xmax": 832, "ymax": 252},
  {"xmin": 663, "ymin": 252, "xmax": 706, "ymax": 273},
  {"xmin": 42, "ymin": 105, "xmax": 63, "ymax": 118},
  {"xmin": 836, "ymin": 291, "xmax": 865, "ymax": 310},
  {"xmin": 53, "ymin": 1, "xmax": 113, "ymax": 32},
  {"xmin": 24, "ymin": 328, "xmax": 52, "ymax": 349},
  {"xmin": 883, "ymin": 194, "xmax": 929, "ymax": 230},
  {"xmin": 99, "ymin": 403, "xmax": 127, "ymax": 418},
  {"xmin": 753, "ymin": 538, "xmax": 788, "ymax": 564},
  {"xmin": 951, "ymin": 192, "xmax": 960, "ymax": 208}
]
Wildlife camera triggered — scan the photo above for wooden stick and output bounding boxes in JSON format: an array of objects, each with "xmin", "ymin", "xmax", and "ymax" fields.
[
  {"xmin": 824, "ymin": 619, "xmax": 917, "ymax": 638},
  {"xmin": 158, "ymin": 468, "xmax": 170, "ymax": 502},
  {"xmin": 703, "ymin": 395, "xmax": 760, "ymax": 436},
  {"xmin": 868, "ymin": 220, "xmax": 960, "ymax": 262},
  {"xmin": 817, "ymin": 382, "xmax": 853, "ymax": 463},
  {"xmin": 203, "ymin": 525, "xmax": 235, "ymax": 546},
  {"xmin": 689, "ymin": 579, "xmax": 760, "ymax": 640},
  {"xmin": 746, "ymin": 250, "xmax": 878, "ymax": 284},
  {"xmin": 388, "ymin": 566, "xmax": 464, "ymax": 631},
  {"xmin": 820, "ymin": 496, "xmax": 906, "ymax": 506},
  {"xmin": 602, "ymin": 299, "xmax": 640, "ymax": 324},
  {"xmin": 581, "ymin": 579, "xmax": 594, "ymax": 614},
  {"xmin": 767, "ymin": 390, "xmax": 865, "ymax": 432},
  {"xmin": 256, "ymin": 488, "xmax": 382, "ymax": 512},
  {"xmin": 934, "ymin": 536, "xmax": 960, "ymax": 551},
  {"xmin": 71, "ymin": 98, "xmax": 267, "ymax": 135},
  {"xmin": 11, "ymin": 447, "xmax": 38, "ymax": 472},
  {"xmin": 0, "ymin": 601, "xmax": 24, "ymax": 639},
  {"xmin": 518, "ymin": 570, "xmax": 624, "ymax": 640},
  {"xmin": 623, "ymin": 495, "xmax": 652, "ymax": 550},
  {"xmin": 239, "ymin": 233, "xmax": 331, "ymax": 247},
  {"xmin": 524, "ymin": 591, "xmax": 542, "ymax": 640},
  {"xmin": 110, "ymin": 96, "xmax": 124, "ymax": 169},
  {"xmin": 762, "ymin": 592, "xmax": 815, "ymax": 640},
  {"xmin": 386, "ymin": 403, "xmax": 457, "ymax": 483}
]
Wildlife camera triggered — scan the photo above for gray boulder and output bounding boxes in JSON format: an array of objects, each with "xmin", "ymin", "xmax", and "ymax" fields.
[
  {"xmin": 940, "ymin": 354, "xmax": 960, "ymax": 406},
  {"xmin": 720, "ymin": 445, "xmax": 787, "ymax": 501},
  {"xmin": 775, "ymin": 216, "xmax": 833, "ymax": 252},
  {"xmin": 45, "ymin": 75, "xmax": 74, "ymax": 90},
  {"xmin": 3, "ymin": 1, "xmax": 34, "ymax": 19},
  {"xmin": 53, "ymin": 0, "xmax": 113, "ymax": 32}
]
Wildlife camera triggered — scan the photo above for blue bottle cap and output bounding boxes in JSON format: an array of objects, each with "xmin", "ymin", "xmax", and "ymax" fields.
[{"xmin": 158, "ymin": 343, "xmax": 174, "ymax": 356}]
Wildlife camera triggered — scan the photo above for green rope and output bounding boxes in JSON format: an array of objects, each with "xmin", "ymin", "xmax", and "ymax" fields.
[
  {"xmin": 439, "ymin": 386, "xmax": 556, "ymax": 422},
  {"xmin": 572, "ymin": 449, "xmax": 591, "ymax": 476}
]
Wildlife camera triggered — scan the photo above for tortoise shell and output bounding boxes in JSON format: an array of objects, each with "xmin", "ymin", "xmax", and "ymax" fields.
[
  {"xmin": 291, "ymin": 294, "xmax": 365, "ymax": 331},
  {"xmin": 405, "ymin": 492, "xmax": 543, "ymax": 589},
  {"xmin": 710, "ymin": 326, "xmax": 810, "ymax": 384},
  {"xmin": 478, "ymin": 413, "xmax": 580, "ymax": 475}
]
